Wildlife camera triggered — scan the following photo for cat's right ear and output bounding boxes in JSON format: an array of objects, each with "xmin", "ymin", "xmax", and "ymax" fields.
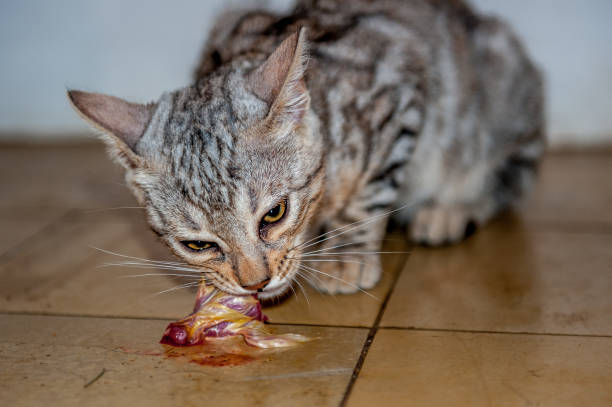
[
  {"xmin": 67, "ymin": 90, "xmax": 156, "ymax": 170},
  {"xmin": 247, "ymin": 27, "xmax": 309, "ymax": 123}
]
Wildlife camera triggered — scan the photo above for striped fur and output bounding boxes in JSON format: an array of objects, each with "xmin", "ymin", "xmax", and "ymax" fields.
[{"xmin": 69, "ymin": 0, "xmax": 544, "ymax": 295}]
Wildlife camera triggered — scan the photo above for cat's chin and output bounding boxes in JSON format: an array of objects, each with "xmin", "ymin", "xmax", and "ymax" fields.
[{"xmin": 257, "ymin": 283, "xmax": 291, "ymax": 300}]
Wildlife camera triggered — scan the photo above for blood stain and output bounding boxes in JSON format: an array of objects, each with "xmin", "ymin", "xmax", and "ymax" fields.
[{"xmin": 117, "ymin": 338, "xmax": 260, "ymax": 368}]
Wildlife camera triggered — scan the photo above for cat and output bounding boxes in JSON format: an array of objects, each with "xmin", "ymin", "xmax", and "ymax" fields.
[{"xmin": 68, "ymin": 0, "xmax": 544, "ymax": 297}]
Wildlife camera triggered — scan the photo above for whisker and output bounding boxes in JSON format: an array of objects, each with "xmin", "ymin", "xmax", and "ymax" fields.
[
  {"xmin": 295, "ymin": 272, "xmax": 325, "ymax": 296},
  {"xmin": 295, "ymin": 271, "xmax": 340, "ymax": 303},
  {"xmin": 299, "ymin": 238, "xmax": 409, "ymax": 256},
  {"xmin": 101, "ymin": 262, "xmax": 211, "ymax": 274},
  {"xmin": 292, "ymin": 274, "xmax": 311, "ymax": 308},
  {"xmin": 301, "ymin": 239, "xmax": 377, "ymax": 255},
  {"xmin": 298, "ymin": 264, "xmax": 380, "ymax": 301},
  {"xmin": 84, "ymin": 206, "xmax": 146, "ymax": 214},
  {"xmin": 300, "ymin": 251, "xmax": 411, "ymax": 257},
  {"xmin": 288, "ymin": 281, "xmax": 298, "ymax": 299},
  {"xmin": 90, "ymin": 246, "xmax": 187, "ymax": 266},
  {"xmin": 294, "ymin": 271, "xmax": 315, "ymax": 289},
  {"xmin": 293, "ymin": 258, "xmax": 372, "ymax": 267},
  {"xmin": 294, "ymin": 257, "xmax": 392, "ymax": 278},
  {"xmin": 109, "ymin": 181, "xmax": 129, "ymax": 188},
  {"xmin": 102, "ymin": 260, "xmax": 206, "ymax": 270},
  {"xmin": 119, "ymin": 273, "xmax": 206, "ymax": 280},
  {"xmin": 290, "ymin": 210, "xmax": 395, "ymax": 251},
  {"xmin": 292, "ymin": 204, "xmax": 411, "ymax": 252},
  {"xmin": 150, "ymin": 281, "xmax": 202, "ymax": 297}
]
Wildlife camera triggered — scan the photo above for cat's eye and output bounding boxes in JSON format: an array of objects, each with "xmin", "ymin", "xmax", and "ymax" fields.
[
  {"xmin": 261, "ymin": 199, "xmax": 287, "ymax": 225},
  {"xmin": 181, "ymin": 240, "xmax": 216, "ymax": 252}
]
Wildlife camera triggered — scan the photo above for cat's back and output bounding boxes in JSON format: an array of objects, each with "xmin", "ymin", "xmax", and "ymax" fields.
[
  {"xmin": 189, "ymin": 0, "xmax": 544, "ymax": 244},
  {"xmin": 195, "ymin": 0, "xmax": 479, "ymax": 81}
]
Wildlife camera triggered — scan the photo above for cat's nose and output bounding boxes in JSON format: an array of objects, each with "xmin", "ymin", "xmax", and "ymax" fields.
[{"xmin": 242, "ymin": 278, "xmax": 271, "ymax": 292}]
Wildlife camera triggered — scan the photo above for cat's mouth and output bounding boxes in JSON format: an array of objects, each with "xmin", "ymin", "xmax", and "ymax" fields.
[
  {"xmin": 211, "ymin": 275, "xmax": 290, "ymax": 300},
  {"xmin": 251, "ymin": 277, "xmax": 291, "ymax": 300}
]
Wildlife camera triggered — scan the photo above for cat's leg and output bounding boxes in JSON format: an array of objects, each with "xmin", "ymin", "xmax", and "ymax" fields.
[
  {"xmin": 303, "ymin": 159, "xmax": 407, "ymax": 294},
  {"xmin": 409, "ymin": 17, "xmax": 545, "ymax": 246},
  {"xmin": 302, "ymin": 207, "xmax": 390, "ymax": 294},
  {"xmin": 410, "ymin": 203, "xmax": 476, "ymax": 246},
  {"xmin": 409, "ymin": 143, "xmax": 543, "ymax": 246},
  {"xmin": 301, "ymin": 124, "xmax": 417, "ymax": 294}
]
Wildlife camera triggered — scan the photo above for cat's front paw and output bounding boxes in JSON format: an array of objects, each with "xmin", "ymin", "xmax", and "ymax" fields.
[
  {"xmin": 301, "ymin": 256, "xmax": 381, "ymax": 295},
  {"xmin": 410, "ymin": 205, "xmax": 477, "ymax": 246}
]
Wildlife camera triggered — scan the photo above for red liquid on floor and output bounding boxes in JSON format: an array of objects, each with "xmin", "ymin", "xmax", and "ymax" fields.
[
  {"xmin": 118, "ymin": 336, "xmax": 265, "ymax": 368},
  {"xmin": 118, "ymin": 283, "xmax": 308, "ymax": 367},
  {"xmin": 163, "ymin": 345, "xmax": 256, "ymax": 367}
]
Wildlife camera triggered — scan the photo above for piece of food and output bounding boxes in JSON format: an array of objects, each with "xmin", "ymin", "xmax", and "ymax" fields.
[{"xmin": 161, "ymin": 282, "xmax": 309, "ymax": 349}]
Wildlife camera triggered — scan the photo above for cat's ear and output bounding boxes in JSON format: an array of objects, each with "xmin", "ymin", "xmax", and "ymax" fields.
[
  {"xmin": 247, "ymin": 27, "xmax": 309, "ymax": 122},
  {"xmin": 67, "ymin": 90, "xmax": 156, "ymax": 169}
]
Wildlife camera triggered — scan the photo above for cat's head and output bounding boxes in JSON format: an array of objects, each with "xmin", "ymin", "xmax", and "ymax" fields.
[{"xmin": 68, "ymin": 29, "xmax": 324, "ymax": 299}]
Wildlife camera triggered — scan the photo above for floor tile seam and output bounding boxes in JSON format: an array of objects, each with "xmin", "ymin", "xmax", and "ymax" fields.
[
  {"xmin": 0, "ymin": 209, "xmax": 75, "ymax": 263},
  {"xmin": 0, "ymin": 310, "xmax": 370, "ymax": 330},
  {"xmin": 266, "ymin": 321, "xmax": 371, "ymax": 330},
  {"xmin": 339, "ymin": 249, "xmax": 411, "ymax": 406},
  {"xmin": 380, "ymin": 325, "xmax": 612, "ymax": 339}
]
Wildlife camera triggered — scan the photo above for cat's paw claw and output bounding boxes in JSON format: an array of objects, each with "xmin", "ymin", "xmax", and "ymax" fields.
[{"xmin": 411, "ymin": 206, "xmax": 475, "ymax": 246}]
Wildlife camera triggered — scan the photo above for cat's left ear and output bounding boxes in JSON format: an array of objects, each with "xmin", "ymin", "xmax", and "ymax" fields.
[
  {"xmin": 247, "ymin": 27, "xmax": 309, "ymax": 122},
  {"xmin": 67, "ymin": 90, "xmax": 156, "ymax": 169}
]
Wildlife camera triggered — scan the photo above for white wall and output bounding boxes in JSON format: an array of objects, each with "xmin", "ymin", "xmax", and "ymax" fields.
[
  {"xmin": 0, "ymin": 0, "xmax": 611, "ymax": 147},
  {"xmin": 0, "ymin": 0, "xmax": 292, "ymax": 136},
  {"xmin": 471, "ymin": 0, "xmax": 612, "ymax": 146}
]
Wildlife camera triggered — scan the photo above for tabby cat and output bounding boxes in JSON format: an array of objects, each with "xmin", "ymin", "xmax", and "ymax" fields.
[{"xmin": 68, "ymin": 0, "xmax": 544, "ymax": 297}]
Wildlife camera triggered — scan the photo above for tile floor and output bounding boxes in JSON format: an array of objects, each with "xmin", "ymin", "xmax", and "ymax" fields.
[{"xmin": 0, "ymin": 144, "xmax": 611, "ymax": 406}]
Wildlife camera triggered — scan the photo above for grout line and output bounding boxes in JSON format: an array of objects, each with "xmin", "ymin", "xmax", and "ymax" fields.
[
  {"xmin": 4, "ymin": 310, "xmax": 611, "ymax": 340},
  {"xmin": 0, "ymin": 310, "xmax": 369, "ymax": 331},
  {"xmin": 267, "ymin": 321, "xmax": 370, "ymax": 330},
  {"xmin": 380, "ymin": 325, "xmax": 612, "ymax": 339},
  {"xmin": 339, "ymin": 248, "xmax": 410, "ymax": 407},
  {"xmin": 0, "ymin": 310, "xmax": 369, "ymax": 330}
]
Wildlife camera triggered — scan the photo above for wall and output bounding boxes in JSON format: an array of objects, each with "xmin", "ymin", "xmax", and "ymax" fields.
[
  {"xmin": 0, "ymin": 0, "xmax": 610, "ymax": 147},
  {"xmin": 470, "ymin": 0, "xmax": 612, "ymax": 146}
]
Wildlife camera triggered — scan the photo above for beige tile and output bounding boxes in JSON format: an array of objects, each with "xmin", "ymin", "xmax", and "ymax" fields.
[
  {"xmin": 522, "ymin": 152, "xmax": 612, "ymax": 225},
  {"xmin": 0, "ymin": 218, "xmax": 194, "ymax": 319},
  {"xmin": 381, "ymin": 217, "xmax": 612, "ymax": 335},
  {"xmin": 348, "ymin": 329, "xmax": 612, "ymax": 407},
  {"xmin": 0, "ymin": 314, "xmax": 367, "ymax": 407},
  {"xmin": 0, "ymin": 214, "xmax": 410, "ymax": 327},
  {"xmin": 69, "ymin": 207, "xmax": 149, "ymax": 223},
  {"xmin": 0, "ymin": 144, "xmax": 134, "ymax": 211},
  {"xmin": 0, "ymin": 220, "xmax": 55, "ymax": 257},
  {"xmin": 0, "ymin": 207, "xmax": 68, "ymax": 222}
]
